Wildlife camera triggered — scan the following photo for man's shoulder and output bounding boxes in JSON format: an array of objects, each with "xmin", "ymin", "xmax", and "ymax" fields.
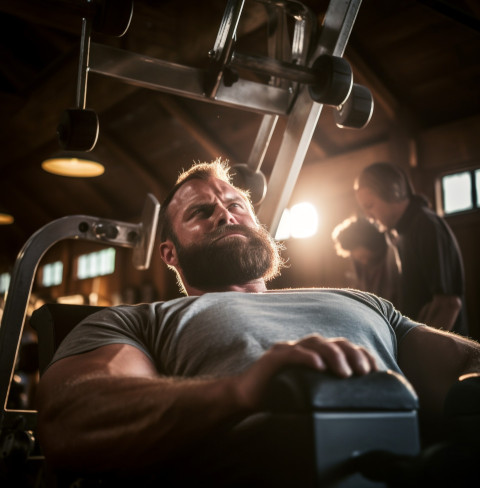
[{"xmin": 265, "ymin": 287, "xmax": 370, "ymax": 297}]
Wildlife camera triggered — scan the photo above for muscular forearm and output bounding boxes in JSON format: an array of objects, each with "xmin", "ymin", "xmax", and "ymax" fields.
[
  {"xmin": 37, "ymin": 334, "xmax": 377, "ymax": 475},
  {"xmin": 399, "ymin": 326, "xmax": 480, "ymax": 418},
  {"xmin": 37, "ymin": 374, "xmax": 244, "ymax": 473},
  {"xmin": 417, "ymin": 294, "xmax": 461, "ymax": 331}
]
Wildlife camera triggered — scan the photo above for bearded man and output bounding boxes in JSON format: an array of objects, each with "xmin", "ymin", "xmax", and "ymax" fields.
[
  {"xmin": 37, "ymin": 159, "xmax": 480, "ymax": 487},
  {"xmin": 157, "ymin": 160, "xmax": 284, "ymax": 294}
]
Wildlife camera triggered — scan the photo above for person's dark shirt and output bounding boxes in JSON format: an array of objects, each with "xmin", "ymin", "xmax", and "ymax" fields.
[{"xmin": 393, "ymin": 197, "xmax": 468, "ymax": 336}]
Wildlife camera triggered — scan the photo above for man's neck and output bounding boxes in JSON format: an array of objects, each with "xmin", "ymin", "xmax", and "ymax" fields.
[
  {"xmin": 391, "ymin": 199, "xmax": 410, "ymax": 228},
  {"xmin": 184, "ymin": 278, "xmax": 267, "ymax": 296}
]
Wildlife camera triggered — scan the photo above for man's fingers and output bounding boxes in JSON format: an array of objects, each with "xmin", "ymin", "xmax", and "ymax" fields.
[
  {"xmin": 335, "ymin": 340, "xmax": 379, "ymax": 375},
  {"xmin": 235, "ymin": 336, "xmax": 378, "ymax": 411},
  {"xmin": 296, "ymin": 335, "xmax": 378, "ymax": 377},
  {"xmin": 264, "ymin": 342, "xmax": 327, "ymax": 372}
]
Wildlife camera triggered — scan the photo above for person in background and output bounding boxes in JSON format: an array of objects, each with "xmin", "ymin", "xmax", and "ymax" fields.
[
  {"xmin": 354, "ymin": 162, "xmax": 468, "ymax": 336},
  {"xmin": 332, "ymin": 215, "xmax": 399, "ymax": 305}
]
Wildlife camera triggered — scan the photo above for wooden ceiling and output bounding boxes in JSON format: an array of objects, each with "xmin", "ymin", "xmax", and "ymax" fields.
[{"xmin": 0, "ymin": 0, "xmax": 479, "ymax": 266}]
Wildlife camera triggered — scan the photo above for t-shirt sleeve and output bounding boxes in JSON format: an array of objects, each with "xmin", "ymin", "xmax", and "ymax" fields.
[
  {"xmin": 50, "ymin": 304, "xmax": 157, "ymax": 366},
  {"xmin": 332, "ymin": 288, "xmax": 420, "ymax": 349},
  {"xmin": 379, "ymin": 296, "xmax": 420, "ymax": 342}
]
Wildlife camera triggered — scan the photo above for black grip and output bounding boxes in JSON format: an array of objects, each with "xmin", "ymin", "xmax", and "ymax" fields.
[{"xmin": 264, "ymin": 367, "xmax": 418, "ymax": 413}]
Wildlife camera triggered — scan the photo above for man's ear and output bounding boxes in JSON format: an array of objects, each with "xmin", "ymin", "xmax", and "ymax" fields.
[{"xmin": 159, "ymin": 240, "xmax": 179, "ymax": 267}]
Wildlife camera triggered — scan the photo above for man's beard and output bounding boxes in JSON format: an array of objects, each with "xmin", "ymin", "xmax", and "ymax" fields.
[{"xmin": 172, "ymin": 224, "xmax": 284, "ymax": 291}]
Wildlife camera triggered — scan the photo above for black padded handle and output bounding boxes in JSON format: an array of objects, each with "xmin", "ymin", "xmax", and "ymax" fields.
[{"xmin": 264, "ymin": 366, "xmax": 418, "ymax": 413}]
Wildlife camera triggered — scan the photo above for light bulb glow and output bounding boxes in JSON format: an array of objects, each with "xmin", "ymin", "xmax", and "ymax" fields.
[
  {"xmin": 275, "ymin": 208, "xmax": 291, "ymax": 240},
  {"xmin": 42, "ymin": 156, "xmax": 104, "ymax": 177},
  {"xmin": 0, "ymin": 213, "xmax": 14, "ymax": 225},
  {"xmin": 274, "ymin": 202, "xmax": 319, "ymax": 240},
  {"xmin": 290, "ymin": 202, "xmax": 318, "ymax": 238}
]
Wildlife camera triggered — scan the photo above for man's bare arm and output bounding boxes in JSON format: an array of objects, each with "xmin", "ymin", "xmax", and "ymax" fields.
[
  {"xmin": 398, "ymin": 325, "xmax": 480, "ymax": 418},
  {"xmin": 36, "ymin": 343, "xmax": 246, "ymax": 473},
  {"xmin": 416, "ymin": 294, "xmax": 462, "ymax": 331},
  {"xmin": 36, "ymin": 334, "xmax": 377, "ymax": 474}
]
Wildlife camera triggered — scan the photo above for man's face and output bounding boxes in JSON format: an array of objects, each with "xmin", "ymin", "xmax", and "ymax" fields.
[
  {"xmin": 163, "ymin": 178, "xmax": 282, "ymax": 290},
  {"xmin": 355, "ymin": 187, "xmax": 398, "ymax": 231},
  {"xmin": 351, "ymin": 246, "xmax": 378, "ymax": 267}
]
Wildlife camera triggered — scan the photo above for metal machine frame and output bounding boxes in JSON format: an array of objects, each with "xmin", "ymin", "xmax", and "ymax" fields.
[
  {"xmin": 86, "ymin": 0, "xmax": 364, "ymax": 231},
  {"xmin": 0, "ymin": 0, "xmax": 366, "ymax": 470},
  {"xmin": 0, "ymin": 194, "xmax": 159, "ymax": 434}
]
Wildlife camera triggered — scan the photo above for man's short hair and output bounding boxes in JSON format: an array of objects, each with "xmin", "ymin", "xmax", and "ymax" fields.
[
  {"xmin": 354, "ymin": 162, "xmax": 414, "ymax": 203},
  {"xmin": 158, "ymin": 158, "xmax": 254, "ymax": 242},
  {"xmin": 332, "ymin": 216, "xmax": 387, "ymax": 258}
]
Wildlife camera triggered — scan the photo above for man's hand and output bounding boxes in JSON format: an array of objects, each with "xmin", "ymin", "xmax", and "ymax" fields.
[
  {"xmin": 417, "ymin": 294, "xmax": 461, "ymax": 331},
  {"xmin": 233, "ymin": 334, "xmax": 378, "ymax": 411}
]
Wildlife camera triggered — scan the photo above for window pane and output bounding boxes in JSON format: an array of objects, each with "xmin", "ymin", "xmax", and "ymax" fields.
[
  {"xmin": 78, "ymin": 255, "xmax": 88, "ymax": 279},
  {"xmin": 442, "ymin": 172, "xmax": 472, "ymax": 214},
  {"xmin": 42, "ymin": 261, "xmax": 63, "ymax": 287},
  {"xmin": 77, "ymin": 248, "xmax": 116, "ymax": 279},
  {"xmin": 0, "ymin": 272, "xmax": 10, "ymax": 294},
  {"xmin": 476, "ymin": 169, "xmax": 480, "ymax": 208}
]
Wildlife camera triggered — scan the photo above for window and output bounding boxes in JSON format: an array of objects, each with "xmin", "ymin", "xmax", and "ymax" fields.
[
  {"xmin": 41, "ymin": 261, "xmax": 63, "ymax": 287},
  {"xmin": 0, "ymin": 272, "xmax": 10, "ymax": 294},
  {"xmin": 438, "ymin": 168, "xmax": 480, "ymax": 215},
  {"xmin": 77, "ymin": 248, "xmax": 116, "ymax": 279}
]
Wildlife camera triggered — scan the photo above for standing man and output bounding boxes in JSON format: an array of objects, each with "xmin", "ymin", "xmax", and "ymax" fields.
[{"xmin": 354, "ymin": 161, "xmax": 467, "ymax": 336}]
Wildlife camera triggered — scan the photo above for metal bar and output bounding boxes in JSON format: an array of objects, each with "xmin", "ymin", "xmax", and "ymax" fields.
[
  {"xmin": 230, "ymin": 51, "xmax": 318, "ymax": 84},
  {"xmin": 89, "ymin": 43, "xmax": 293, "ymax": 115},
  {"xmin": 243, "ymin": 1, "xmax": 313, "ymax": 181},
  {"xmin": 207, "ymin": 0, "xmax": 246, "ymax": 97},
  {"xmin": 76, "ymin": 17, "xmax": 92, "ymax": 109},
  {"xmin": 0, "ymin": 195, "xmax": 159, "ymax": 430},
  {"xmin": 246, "ymin": 114, "xmax": 278, "ymax": 173},
  {"xmin": 89, "ymin": 43, "xmax": 206, "ymax": 96},
  {"xmin": 257, "ymin": 0, "xmax": 363, "ymax": 233},
  {"xmin": 213, "ymin": 77, "xmax": 292, "ymax": 113}
]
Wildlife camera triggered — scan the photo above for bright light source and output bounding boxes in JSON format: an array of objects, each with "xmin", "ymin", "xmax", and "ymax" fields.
[
  {"xmin": 42, "ymin": 152, "xmax": 105, "ymax": 177},
  {"xmin": 0, "ymin": 213, "xmax": 14, "ymax": 225},
  {"xmin": 274, "ymin": 202, "xmax": 319, "ymax": 240},
  {"xmin": 275, "ymin": 208, "xmax": 291, "ymax": 240},
  {"xmin": 290, "ymin": 202, "xmax": 318, "ymax": 238}
]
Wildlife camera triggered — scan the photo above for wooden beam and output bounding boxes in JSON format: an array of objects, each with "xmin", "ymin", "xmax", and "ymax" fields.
[
  {"xmin": 100, "ymin": 130, "xmax": 167, "ymax": 198},
  {"xmin": 344, "ymin": 44, "xmax": 399, "ymax": 121},
  {"xmin": 155, "ymin": 94, "xmax": 233, "ymax": 160}
]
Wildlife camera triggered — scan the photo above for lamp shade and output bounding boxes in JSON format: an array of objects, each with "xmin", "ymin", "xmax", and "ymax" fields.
[{"xmin": 42, "ymin": 151, "xmax": 105, "ymax": 177}]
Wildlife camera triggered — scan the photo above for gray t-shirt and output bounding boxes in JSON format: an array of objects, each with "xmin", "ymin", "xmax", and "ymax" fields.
[{"xmin": 51, "ymin": 288, "xmax": 419, "ymax": 377}]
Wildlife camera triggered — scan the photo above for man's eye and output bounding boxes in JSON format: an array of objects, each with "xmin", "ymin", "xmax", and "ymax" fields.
[{"xmin": 191, "ymin": 206, "xmax": 212, "ymax": 218}]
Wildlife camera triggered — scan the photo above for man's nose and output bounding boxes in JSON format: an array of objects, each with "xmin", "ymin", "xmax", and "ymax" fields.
[{"xmin": 214, "ymin": 205, "xmax": 237, "ymax": 227}]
